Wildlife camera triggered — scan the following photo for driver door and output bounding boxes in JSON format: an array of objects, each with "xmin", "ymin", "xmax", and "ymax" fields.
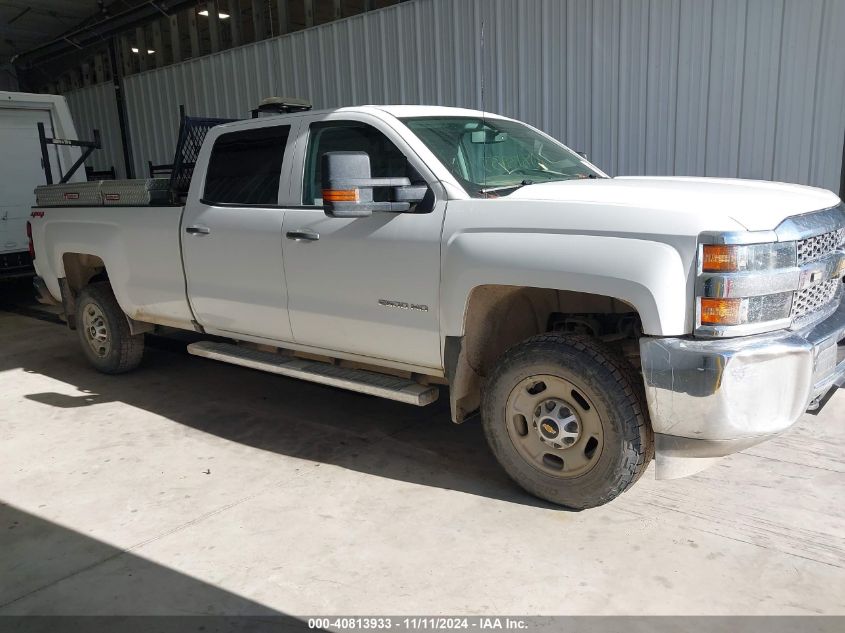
[{"xmin": 281, "ymin": 114, "xmax": 445, "ymax": 370}]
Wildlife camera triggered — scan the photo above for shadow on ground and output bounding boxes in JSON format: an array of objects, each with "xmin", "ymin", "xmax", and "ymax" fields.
[
  {"xmin": 0, "ymin": 502, "xmax": 288, "ymax": 621},
  {"xmin": 0, "ymin": 306, "xmax": 555, "ymax": 510}
]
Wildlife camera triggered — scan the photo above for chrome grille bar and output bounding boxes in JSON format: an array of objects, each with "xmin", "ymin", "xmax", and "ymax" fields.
[{"xmin": 798, "ymin": 228, "xmax": 845, "ymax": 265}]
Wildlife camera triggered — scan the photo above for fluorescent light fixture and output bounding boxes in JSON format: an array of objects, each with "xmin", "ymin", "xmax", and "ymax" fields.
[
  {"xmin": 198, "ymin": 9, "xmax": 230, "ymax": 18},
  {"xmin": 147, "ymin": 49, "xmax": 155, "ymax": 54},
  {"xmin": 130, "ymin": 47, "xmax": 155, "ymax": 54},
  {"xmin": 131, "ymin": 47, "xmax": 139, "ymax": 53}
]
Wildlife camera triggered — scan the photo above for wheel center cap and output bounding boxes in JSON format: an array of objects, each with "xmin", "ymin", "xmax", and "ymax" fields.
[
  {"xmin": 539, "ymin": 419, "xmax": 560, "ymax": 439},
  {"xmin": 533, "ymin": 398, "xmax": 581, "ymax": 448}
]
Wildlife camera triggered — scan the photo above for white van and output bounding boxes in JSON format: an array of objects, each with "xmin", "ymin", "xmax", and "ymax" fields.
[{"xmin": 0, "ymin": 91, "xmax": 84, "ymax": 279}]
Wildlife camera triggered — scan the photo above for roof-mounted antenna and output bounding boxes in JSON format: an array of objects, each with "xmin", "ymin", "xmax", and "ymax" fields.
[
  {"xmin": 480, "ymin": 19, "xmax": 485, "ymax": 120},
  {"xmin": 480, "ymin": 19, "xmax": 487, "ymax": 195}
]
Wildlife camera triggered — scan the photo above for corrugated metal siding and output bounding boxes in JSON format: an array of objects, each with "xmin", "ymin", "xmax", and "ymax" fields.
[
  {"xmin": 74, "ymin": 0, "xmax": 845, "ymax": 193},
  {"xmin": 63, "ymin": 82, "xmax": 126, "ymax": 178}
]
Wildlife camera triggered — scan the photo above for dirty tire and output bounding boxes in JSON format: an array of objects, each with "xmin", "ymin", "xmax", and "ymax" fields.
[
  {"xmin": 481, "ymin": 334, "xmax": 652, "ymax": 509},
  {"xmin": 76, "ymin": 282, "xmax": 144, "ymax": 374}
]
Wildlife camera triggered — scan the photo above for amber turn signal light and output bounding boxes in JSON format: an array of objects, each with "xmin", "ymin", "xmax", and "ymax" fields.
[
  {"xmin": 700, "ymin": 298, "xmax": 743, "ymax": 326},
  {"xmin": 322, "ymin": 188, "xmax": 359, "ymax": 203},
  {"xmin": 702, "ymin": 244, "xmax": 739, "ymax": 272}
]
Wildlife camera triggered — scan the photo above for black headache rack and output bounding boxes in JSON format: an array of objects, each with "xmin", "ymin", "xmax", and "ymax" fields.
[{"xmin": 169, "ymin": 112, "xmax": 238, "ymax": 199}]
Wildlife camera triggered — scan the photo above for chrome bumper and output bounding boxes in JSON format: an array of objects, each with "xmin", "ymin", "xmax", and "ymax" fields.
[{"xmin": 640, "ymin": 299, "xmax": 845, "ymax": 478}]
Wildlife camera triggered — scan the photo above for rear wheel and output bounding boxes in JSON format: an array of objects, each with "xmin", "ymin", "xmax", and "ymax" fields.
[
  {"xmin": 76, "ymin": 282, "xmax": 144, "ymax": 374},
  {"xmin": 481, "ymin": 334, "xmax": 652, "ymax": 509}
]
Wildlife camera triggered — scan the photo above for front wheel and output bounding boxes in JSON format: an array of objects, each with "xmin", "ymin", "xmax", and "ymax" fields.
[
  {"xmin": 76, "ymin": 282, "xmax": 144, "ymax": 374},
  {"xmin": 481, "ymin": 334, "xmax": 653, "ymax": 509}
]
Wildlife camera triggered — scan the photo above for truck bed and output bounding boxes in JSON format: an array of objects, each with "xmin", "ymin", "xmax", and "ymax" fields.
[{"xmin": 29, "ymin": 201, "xmax": 194, "ymax": 330}]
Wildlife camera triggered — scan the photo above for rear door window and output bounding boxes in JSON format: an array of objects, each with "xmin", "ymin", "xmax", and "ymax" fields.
[{"xmin": 204, "ymin": 125, "xmax": 290, "ymax": 205}]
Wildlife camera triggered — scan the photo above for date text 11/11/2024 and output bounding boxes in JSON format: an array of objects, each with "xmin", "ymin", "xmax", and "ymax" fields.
[{"xmin": 307, "ymin": 617, "xmax": 529, "ymax": 630}]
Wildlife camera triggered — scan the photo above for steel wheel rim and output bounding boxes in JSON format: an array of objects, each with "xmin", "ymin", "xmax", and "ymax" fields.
[
  {"xmin": 82, "ymin": 302, "xmax": 111, "ymax": 358},
  {"xmin": 505, "ymin": 374, "xmax": 604, "ymax": 478}
]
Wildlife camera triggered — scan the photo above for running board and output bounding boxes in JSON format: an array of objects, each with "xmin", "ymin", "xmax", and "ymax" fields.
[{"xmin": 187, "ymin": 341, "xmax": 439, "ymax": 406}]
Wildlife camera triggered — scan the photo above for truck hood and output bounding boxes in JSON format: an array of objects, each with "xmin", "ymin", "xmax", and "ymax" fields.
[{"xmin": 506, "ymin": 176, "xmax": 841, "ymax": 232}]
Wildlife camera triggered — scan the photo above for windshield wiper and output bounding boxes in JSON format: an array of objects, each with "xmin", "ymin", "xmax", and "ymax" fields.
[{"xmin": 479, "ymin": 179, "xmax": 534, "ymax": 195}]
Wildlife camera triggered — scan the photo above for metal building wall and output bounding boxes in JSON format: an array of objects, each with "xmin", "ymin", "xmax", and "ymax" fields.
[
  {"xmin": 63, "ymin": 82, "xmax": 127, "ymax": 178},
  {"xmin": 72, "ymin": 0, "xmax": 845, "ymax": 193}
]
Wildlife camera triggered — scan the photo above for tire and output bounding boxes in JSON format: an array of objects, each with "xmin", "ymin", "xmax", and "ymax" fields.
[
  {"xmin": 481, "ymin": 334, "xmax": 653, "ymax": 509},
  {"xmin": 75, "ymin": 282, "xmax": 144, "ymax": 374}
]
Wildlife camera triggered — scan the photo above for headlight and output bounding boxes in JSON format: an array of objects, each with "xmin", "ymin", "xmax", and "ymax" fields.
[
  {"xmin": 698, "ymin": 213, "xmax": 845, "ymax": 337},
  {"xmin": 699, "ymin": 294, "xmax": 793, "ymax": 326},
  {"xmin": 696, "ymin": 238, "xmax": 800, "ymax": 336},
  {"xmin": 701, "ymin": 242, "xmax": 796, "ymax": 272}
]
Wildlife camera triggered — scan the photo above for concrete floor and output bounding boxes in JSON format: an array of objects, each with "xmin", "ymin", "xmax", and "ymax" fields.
[{"xmin": 1, "ymin": 306, "xmax": 844, "ymax": 616}]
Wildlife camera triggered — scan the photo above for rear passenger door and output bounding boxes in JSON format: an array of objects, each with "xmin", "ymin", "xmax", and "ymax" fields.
[{"xmin": 181, "ymin": 122, "xmax": 297, "ymax": 342}]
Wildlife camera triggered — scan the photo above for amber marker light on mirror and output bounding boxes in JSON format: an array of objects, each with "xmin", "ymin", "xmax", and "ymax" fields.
[{"xmin": 322, "ymin": 188, "xmax": 360, "ymax": 202}]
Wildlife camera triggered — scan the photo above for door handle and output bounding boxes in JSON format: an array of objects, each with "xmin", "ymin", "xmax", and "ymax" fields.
[
  {"xmin": 286, "ymin": 229, "xmax": 320, "ymax": 242},
  {"xmin": 185, "ymin": 225, "xmax": 210, "ymax": 235}
]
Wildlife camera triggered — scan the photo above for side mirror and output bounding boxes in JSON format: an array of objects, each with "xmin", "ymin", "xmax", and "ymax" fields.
[{"xmin": 321, "ymin": 151, "xmax": 426, "ymax": 218}]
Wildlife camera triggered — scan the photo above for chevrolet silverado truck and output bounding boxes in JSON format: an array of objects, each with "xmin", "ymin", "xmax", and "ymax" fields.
[{"xmin": 28, "ymin": 104, "xmax": 845, "ymax": 509}]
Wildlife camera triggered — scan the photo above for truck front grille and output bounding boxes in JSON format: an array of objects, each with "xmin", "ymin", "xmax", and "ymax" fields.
[
  {"xmin": 797, "ymin": 228, "xmax": 845, "ymax": 264},
  {"xmin": 791, "ymin": 220, "xmax": 845, "ymax": 325},
  {"xmin": 791, "ymin": 279, "xmax": 841, "ymax": 321}
]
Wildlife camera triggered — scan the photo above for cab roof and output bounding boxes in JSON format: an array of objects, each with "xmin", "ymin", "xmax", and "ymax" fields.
[
  {"xmin": 215, "ymin": 104, "xmax": 510, "ymax": 132},
  {"xmin": 369, "ymin": 105, "xmax": 508, "ymax": 120}
]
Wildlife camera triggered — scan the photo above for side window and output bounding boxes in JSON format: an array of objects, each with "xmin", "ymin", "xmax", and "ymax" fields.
[
  {"xmin": 303, "ymin": 121, "xmax": 411, "ymax": 205},
  {"xmin": 204, "ymin": 125, "xmax": 290, "ymax": 205}
]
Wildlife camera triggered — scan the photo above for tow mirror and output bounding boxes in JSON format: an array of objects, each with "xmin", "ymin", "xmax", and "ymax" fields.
[{"xmin": 321, "ymin": 151, "xmax": 426, "ymax": 218}]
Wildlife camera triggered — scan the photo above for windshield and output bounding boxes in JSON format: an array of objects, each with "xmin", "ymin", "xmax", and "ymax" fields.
[{"xmin": 401, "ymin": 116, "xmax": 604, "ymax": 197}]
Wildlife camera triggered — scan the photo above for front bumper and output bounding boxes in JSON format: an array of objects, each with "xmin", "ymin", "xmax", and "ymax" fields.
[{"xmin": 640, "ymin": 299, "xmax": 845, "ymax": 477}]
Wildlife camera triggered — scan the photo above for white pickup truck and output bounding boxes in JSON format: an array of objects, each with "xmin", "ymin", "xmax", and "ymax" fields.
[{"xmin": 28, "ymin": 104, "xmax": 845, "ymax": 509}]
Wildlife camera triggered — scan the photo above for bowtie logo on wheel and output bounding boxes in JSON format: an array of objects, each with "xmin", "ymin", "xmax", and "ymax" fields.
[{"xmin": 540, "ymin": 421, "xmax": 559, "ymax": 440}]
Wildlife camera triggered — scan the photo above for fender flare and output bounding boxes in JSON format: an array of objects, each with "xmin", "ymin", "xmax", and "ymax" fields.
[{"xmin": 441, "ymin": 231, "xmax": 689, "ymax": 339}]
